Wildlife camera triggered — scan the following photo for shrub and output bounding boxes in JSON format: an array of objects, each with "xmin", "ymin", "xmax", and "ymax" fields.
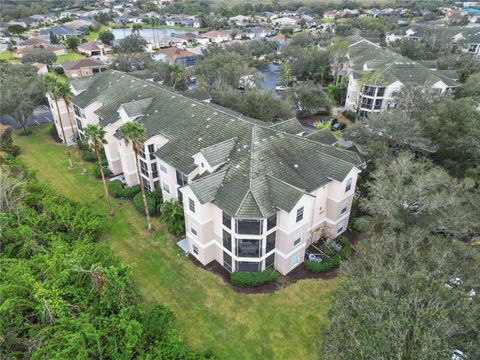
[
  {"xmin": 78, "ymin": 140, "xmax": 90, "ymax": 151},
  {"xmin": 133, "ymin": 192, "xmax": 156, "ymax": 216},
  {"xmin": 342, "ymin": 110, "xmax": 357, "ymax": 121},
  {"xmin": 0, "ymin": 127, "xmax": 21, "ymax": 156},
  {"xmin": 305, "ymin": 236, "xmax": 352, "ymax": 273},
  {"xmin": 231, "ymin": 268, "xmax": 278, "ymax": 287},
  {"xmin": 108, "ymin": 179, "xmax": 140, "ymax": 199},
  {"xmin": 92, "ymin": 166, "xmax": 112, "ymax": 179},
  {"xmin": 160, "ymin": 200, "xmax": 185, "ymax": 236},
  {"xmin": 83, "ymin": 150, "xmax": 97, "ymax": 162}
]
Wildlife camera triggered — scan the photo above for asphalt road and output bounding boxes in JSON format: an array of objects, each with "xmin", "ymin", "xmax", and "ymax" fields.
[{"xmin": 1, "ymin": 105, "xmax": 53, "ymax": 129}]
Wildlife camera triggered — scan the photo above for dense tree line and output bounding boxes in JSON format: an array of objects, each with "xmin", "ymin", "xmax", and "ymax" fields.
[{"xmin": 0, "ymin": 156, "xmax": 212, "ymax": 359}]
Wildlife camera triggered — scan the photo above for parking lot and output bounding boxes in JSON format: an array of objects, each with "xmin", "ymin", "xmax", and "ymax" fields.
[{"xmin": 0, "ymin": 105, "xmax": 53, "ymax": 129}]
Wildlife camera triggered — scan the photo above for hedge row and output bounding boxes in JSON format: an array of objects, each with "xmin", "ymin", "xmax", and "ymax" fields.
[
  {"xmin": 133, "ymin": 192, "xmax": 158, "ymax": 216},
  {"xmin": 231, "ymin": 268, "xmax": 278, "ymax": 287},
  {"xmin": 305, "ymin": 236, "xmax": 352, "ymax": 273},
  {"xmin": 92, "ymin": 166, "xmax": 112, "ymax": 179},
  {"xmin": 108, "ymin": 179, "xmax": 140, "ymax": 199}
]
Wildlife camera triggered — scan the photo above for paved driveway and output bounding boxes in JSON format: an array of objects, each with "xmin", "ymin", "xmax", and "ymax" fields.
[{"xmin": 1, "ymin": 105, "xmax": 53, "ymax": 129}]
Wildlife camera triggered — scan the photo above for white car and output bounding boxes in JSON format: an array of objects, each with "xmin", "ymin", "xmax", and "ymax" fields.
[
  {"xmin": 275, "ymin": 85, "xmax": 288, "ymax": 91},
  {"xmin": 451, "ymin": 349, "xmax": 465, "ymax": 360}
]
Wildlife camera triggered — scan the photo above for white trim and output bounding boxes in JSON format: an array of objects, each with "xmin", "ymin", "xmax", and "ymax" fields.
[{"xmin": 187, "ymin": 235, "xmax": 306, "ymax": 261}]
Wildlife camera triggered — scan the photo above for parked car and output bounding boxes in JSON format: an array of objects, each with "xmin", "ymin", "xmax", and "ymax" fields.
[
  {"xmin": 275, "ymin": 85, "xmax": 288, "ymax": 91},
  {"xmin": 331, "ymin": 121, "xmax": 347, "ymax": 131}
]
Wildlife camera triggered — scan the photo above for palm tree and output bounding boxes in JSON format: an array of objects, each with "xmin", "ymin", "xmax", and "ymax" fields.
[
  {"xmin": 57, "ymin": 81, "xmax": 87, "ymax": 175},
  {"xmin": 121, "ymin": 21, "xmax": 128, "ymax": 38},
  {"xmin": 84, "ymin": 124, "xmax": 114, "ymax": 217},
  {"xmin": 132, "ymin": 23, "xmax": 143, "ymax": 35},
  {"xmin": 120, "ymin": 121, "xmax": 152, "ymax": 231},
  {"xmin": 160, "ymin": 200, "xmax": 185, "ymax": 236},
  {"xmin": 44, "ymin": 75, "xmax": 73, "ymax": 170},
  {"xmin": 151, "ymin": 18, "xmax": 158, "ymax": 48}
]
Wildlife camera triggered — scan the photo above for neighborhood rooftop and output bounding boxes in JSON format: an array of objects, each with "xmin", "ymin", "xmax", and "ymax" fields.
[{"xmin": 73, "ymin": 70, "xmax": 363, "ymax": 218}]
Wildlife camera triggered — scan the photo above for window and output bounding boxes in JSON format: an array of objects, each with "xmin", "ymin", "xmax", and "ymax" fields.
[
  {"xmin": 337, "ymin": 223, "xmax": 345, "ymax": 234},
  {"xmin": 190, "ymin": 224, "xmax": 198, "ymax": 237},
  {"xmin": 76, "ymin": 117, "xmax": 83, "ymax": 132},
  {"xmin": 148, "ymin": 144, "xmax": 156, "ymax": 160},
  {"xmin": 266, "ymin": 231, "xmax": 276, "ymax": 253},
  {"xmin": 223, "ymin": 230, "xmax": 231, "ymax": 251},
  {"xmin": 223, "ymin": 252, "xmax": 232, "ymax": 272},
  {"xmin": 222, "ymin": 212, "xmax": 231, "ymax": 228},
  {"xmin": 267, "ymin": 213, "xmax": 277, "ymax": 230},
  {"xmin": 235, "ymin": 219, "xmax": 263, "ymax": 235},
  {"xmin": 291, "ymin": 253, "xmax": 299, "ymax": 268},
  {"xmin": 140, "ymin": 159, "xmax": 148, "ymax": 176},
  {"xmin": 176, "ymin": 170, "xmax": 188, "ymax": 186},
  {"xmin": 151, "ymin": 163, "xmax": 158, "ymax": 179},
  {"xmin": 376, "ymin": 87, "xmax": 385, "ymax": 97},
  {"xmin": 236, "ymin": 261, "xmax": 260, "ymax": 272},
  {"xmin": 154, "ymin": 180, "xmax": 160, "ymax": 190},
  {"xmin": 177, "ymin": 188, "xmax": 183, "ymax": 204},
  {"xmin": 265, "ymin": 253, "xmax": 275, "ymax": 269},
  {"xmin": 345, "ymin": 178, "xmax": 352, "ymax": 192},
  {"xmin": 319, "ymin": 205, "xmax": 324, "ymax": 214},
  {"xmin": 340, "ymin": 203, "xmax": 348, "ymax": 215},
  {"xmin": 92, "ymin": 67, "xmax": 100, "ymax": 73},
  {"xmin": 374, "ymin": 98, "xmax": 383, "ymax": 110},
  {"xmin": 296, "ymin": 207, "xmax": 304, "ymax": 223},
  {"xmin": 293, "ymin": 232, "xmax": 301, "ymax": 247},
  {"xmin": 188, "ymin": 198, "xmax": 195, "ymax": 213},
  {"xmin": 192, "ymin": 244, "xmax": 198, "ymax": 255},
  {"xmin": 74, "ymin": 104, "xmax": 82, "ymax": 118},
  {"xmin": 160, "ymin": 161, "xmax": 167, "ymax": 173},
  {"xmin": 142, "ymin": 177, "xmax": 150, "ymax": 192},
  {"xmin": 162, "ymin": 182, "xmax": 170, "ymax": 193},
  {"xmin": 363, "ymin": 85, "xmax": 375, "ymax": 96},
  {"xmin": 139, "ymin": 147, "xmax": 146, "ymax": 159},
  {"xmin": 361, "ymin": 97, "xmax": 373, "ymax": 110},
  {"xmin": 236, "ymin": 239, "xmax": 261, "ymax": 257}
]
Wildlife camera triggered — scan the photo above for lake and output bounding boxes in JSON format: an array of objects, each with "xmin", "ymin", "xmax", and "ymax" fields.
[{"xmin": 111, "ymin": 27, "xmax": 198, "ymax": 42}]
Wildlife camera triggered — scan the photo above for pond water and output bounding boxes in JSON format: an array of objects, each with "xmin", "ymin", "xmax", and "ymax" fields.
[
  {"xmin": 258, "ymin": 63, "xmax": 280, "ymax": 92},
  {"xmin": 111, "ymin": 27, "xmax": 198, "ymax": 42}
]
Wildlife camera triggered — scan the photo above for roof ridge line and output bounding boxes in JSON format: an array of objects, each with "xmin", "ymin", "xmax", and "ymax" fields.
[
  {"xmin": 266, "ymin": 174, "xmax": 307, "ymax": 194},
  {"xmin": 260, "ymin": 126, "xmax": 362, "ymax": 167},
  {"xmin": 235, "ymin": 189, "xmax": 253, "ymax": 218},
  {"xmin": 199, "ymin": 136, "xmax": 237, "ymax": 153},
  {"xmin": 110, "ymin": 70, "xmax": 265, "ymax": 127}
]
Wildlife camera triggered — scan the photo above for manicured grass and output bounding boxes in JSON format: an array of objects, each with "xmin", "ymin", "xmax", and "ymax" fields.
[
  {"xmin": 0, "ymin": 50, "xmax": 19, "ymax": 63},
  {"xmin": 13, "ymin": 124, "xmax": 337, "ymax": 359},
  {"xmin": 56, "ymin": 49, "xmax": 86, "ymax": 64},
  {"xmin": 85, "ymin": 25, "xmax": 109, "ymax": 41}
]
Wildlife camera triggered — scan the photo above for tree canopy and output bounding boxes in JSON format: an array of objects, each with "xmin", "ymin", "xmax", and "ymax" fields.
[{"xmin": 20, "ymin": 47, "xmax": 57, "ymax": 65}]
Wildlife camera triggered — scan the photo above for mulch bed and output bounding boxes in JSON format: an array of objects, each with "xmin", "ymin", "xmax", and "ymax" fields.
[{"xmin": 186, "ymin": 230, "xmax": 364, "ymax": 294}]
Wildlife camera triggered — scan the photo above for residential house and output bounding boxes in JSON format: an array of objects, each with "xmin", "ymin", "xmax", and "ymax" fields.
[
  {"xmin": 269, "ymin": 33, "xmax": 288, "ymax": 49},
  {"xmin": 201, "ymin": 30, "xmax": 230, "ymax": 43},
  {"xmin": 63, "ymin": 19, "xmax": 94, "ymax": 33},
  {"xmin": 16, "ymin": 37, "xmax": 49, "ymax": 50},
  {"xmin": 343, "ymin": 35, "xmax": 458, "ymax": 117},
  {"xmin": 229, "ymin": 15, "xmax": 251, "ymax": 26},
  {"xmin": 14, "ymin": 44, "xmax": 66, "ymax": 58},
  {"xmin": 39, "ymin": 25, "xmax": 83, "ymax": 39},
  {"xmin": 62, "ymin": 58, "xmax": 108, "ymax": 78},
  {"xmin": 272, "ymin": 17, "xmax": 298, "ymax": 27},
  {"xmin": 453, "ymin": 27, "xmax": 480, "ymax": 57},
  {"xmin": 32, "ymin": 62, "xmax": 48, "ymax": 75},
  {"xmin": 50, "ymin": 70, "xmax": 363, "ymax": 275},
  {"xmin": 8, "ymin": 17, "xmax": 40, "ymax": 28},
  {"xmin": 153, "ymin": 47, "xmax": 198, "ymax": 66},
  {"xmin": 78, "ymin": 40, "xmax": 112, "ymax": 56}
]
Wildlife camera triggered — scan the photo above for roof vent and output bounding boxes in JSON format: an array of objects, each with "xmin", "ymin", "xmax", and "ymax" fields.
[
  {"xmin": 143, "ymin": 84, "xmax": 147, "ymax": 87},
  {"xmin": 206, "ymin": 124, "xmax": 210, "ymax": 129},
  {"xmin": 191, "ymin": 103, "xmax": 196, "ymax": 107},
  {"xmin": 243, "ymin": 145, "xmax": 248, "ymax": 149},
  {"xmin": 235, "ymin": 165, "xmax": 240, "ymax": 169},
  {"xmin": 213, "ymin": 112, "xmax": 218, "ymax": 115},
  {"xmin": 131, "ymin": 79, "xmax": 135, "ymax": 82},
  {"xmin": 171, "ymin": 95, "xmax": 176, "ymax": 99},
  {"xmin": 198, "ymin": 137, "xmax": 202, "ymax": 141},
  {"xmin": 154, "ymin": 109, "xmax": 158, "ymax": 113},
  {"xmin": 294, "ymin": 164, "xmax": 299, "ymax": 168},
  {"xmin": 192, "ymin": 114, "xmax": 195, "ymax": 117},
  {"xmin": 207, "ymin": 117, "xmax": 211, "ymax": 121}
]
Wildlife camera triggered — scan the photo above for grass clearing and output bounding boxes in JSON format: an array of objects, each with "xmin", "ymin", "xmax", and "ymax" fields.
[
  {"xmin": 56, "ymin": 49, "xmax": 86, "ymax": 64},
  {"xmin": 13, "ymin": 124, "xmax": 337, "ymax": 360}
]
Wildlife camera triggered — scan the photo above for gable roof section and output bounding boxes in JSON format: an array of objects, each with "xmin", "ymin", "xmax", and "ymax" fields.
[
  {"xmin": 269, "ymin": 118, "xmax": 304, "ymax": 134},
  {"xmin": 306, "ymin": 128, "xmax": 338, "ymax": 145},
  {"xmin": 200, "ymin": 137, "xmax": 237, "ymax": 167},
  {"xmin": 73, "ymin": 70, "xmax": 363, "ymax": 219},
  {"xmin": 63, "ymin": 58, "xmax": 106, "ymax": 70}
]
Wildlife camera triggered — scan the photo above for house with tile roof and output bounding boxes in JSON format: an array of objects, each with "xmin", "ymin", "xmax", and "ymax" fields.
[
  {"xmin": 62, "ymin": 58, "xmax": 108, "ymax": 78},
  {"xmin": 77, "ymin": 40, "xmax": 112, "ymax": 56},
  {"xmin": 343, "ymin": 35, "xmax": 459, "ymax": 117},
  {"xmin": 153, "ymin": 47, "xmax": 198, "ymax": 66},
  {"xmin": 49, "ymin": 70, "xmax": 363, "ymax": 275}
]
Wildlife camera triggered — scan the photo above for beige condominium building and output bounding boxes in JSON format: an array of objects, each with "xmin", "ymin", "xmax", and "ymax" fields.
[{"xmin": 50, "ymin": 70, "xmax": 364, "ymax": 275}]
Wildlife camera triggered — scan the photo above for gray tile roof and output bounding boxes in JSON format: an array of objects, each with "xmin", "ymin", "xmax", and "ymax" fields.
[
  {"xmin": 74, "ymin": 70, "xmax": 363, "ymax": 218},
  {"xmin": 269, "ymin": 118, "xmax": 305, "ymax": 134},
  {"xmin": 306, "ymin": 129, "xmax": 338, "ymax": 145},
  {"xmin": 345, "ymin": 36, "xmax": 458, "ymax": 88}
]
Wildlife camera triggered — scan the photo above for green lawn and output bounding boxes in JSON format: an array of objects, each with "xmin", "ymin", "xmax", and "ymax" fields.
[
  {"xmin": 0, "ymin": 50, "xmax": 19, "ymax": 63},
  {"xmin": 13, "ymin": 124, "xmax": 337, "ymax": 360},
  {"xmin": 56, "ymin": 49, "xmax": 86, "ymax": 64},
  {"xmin": 85, "ymin": 25, "xmax": 109, "ymax": 41}
]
